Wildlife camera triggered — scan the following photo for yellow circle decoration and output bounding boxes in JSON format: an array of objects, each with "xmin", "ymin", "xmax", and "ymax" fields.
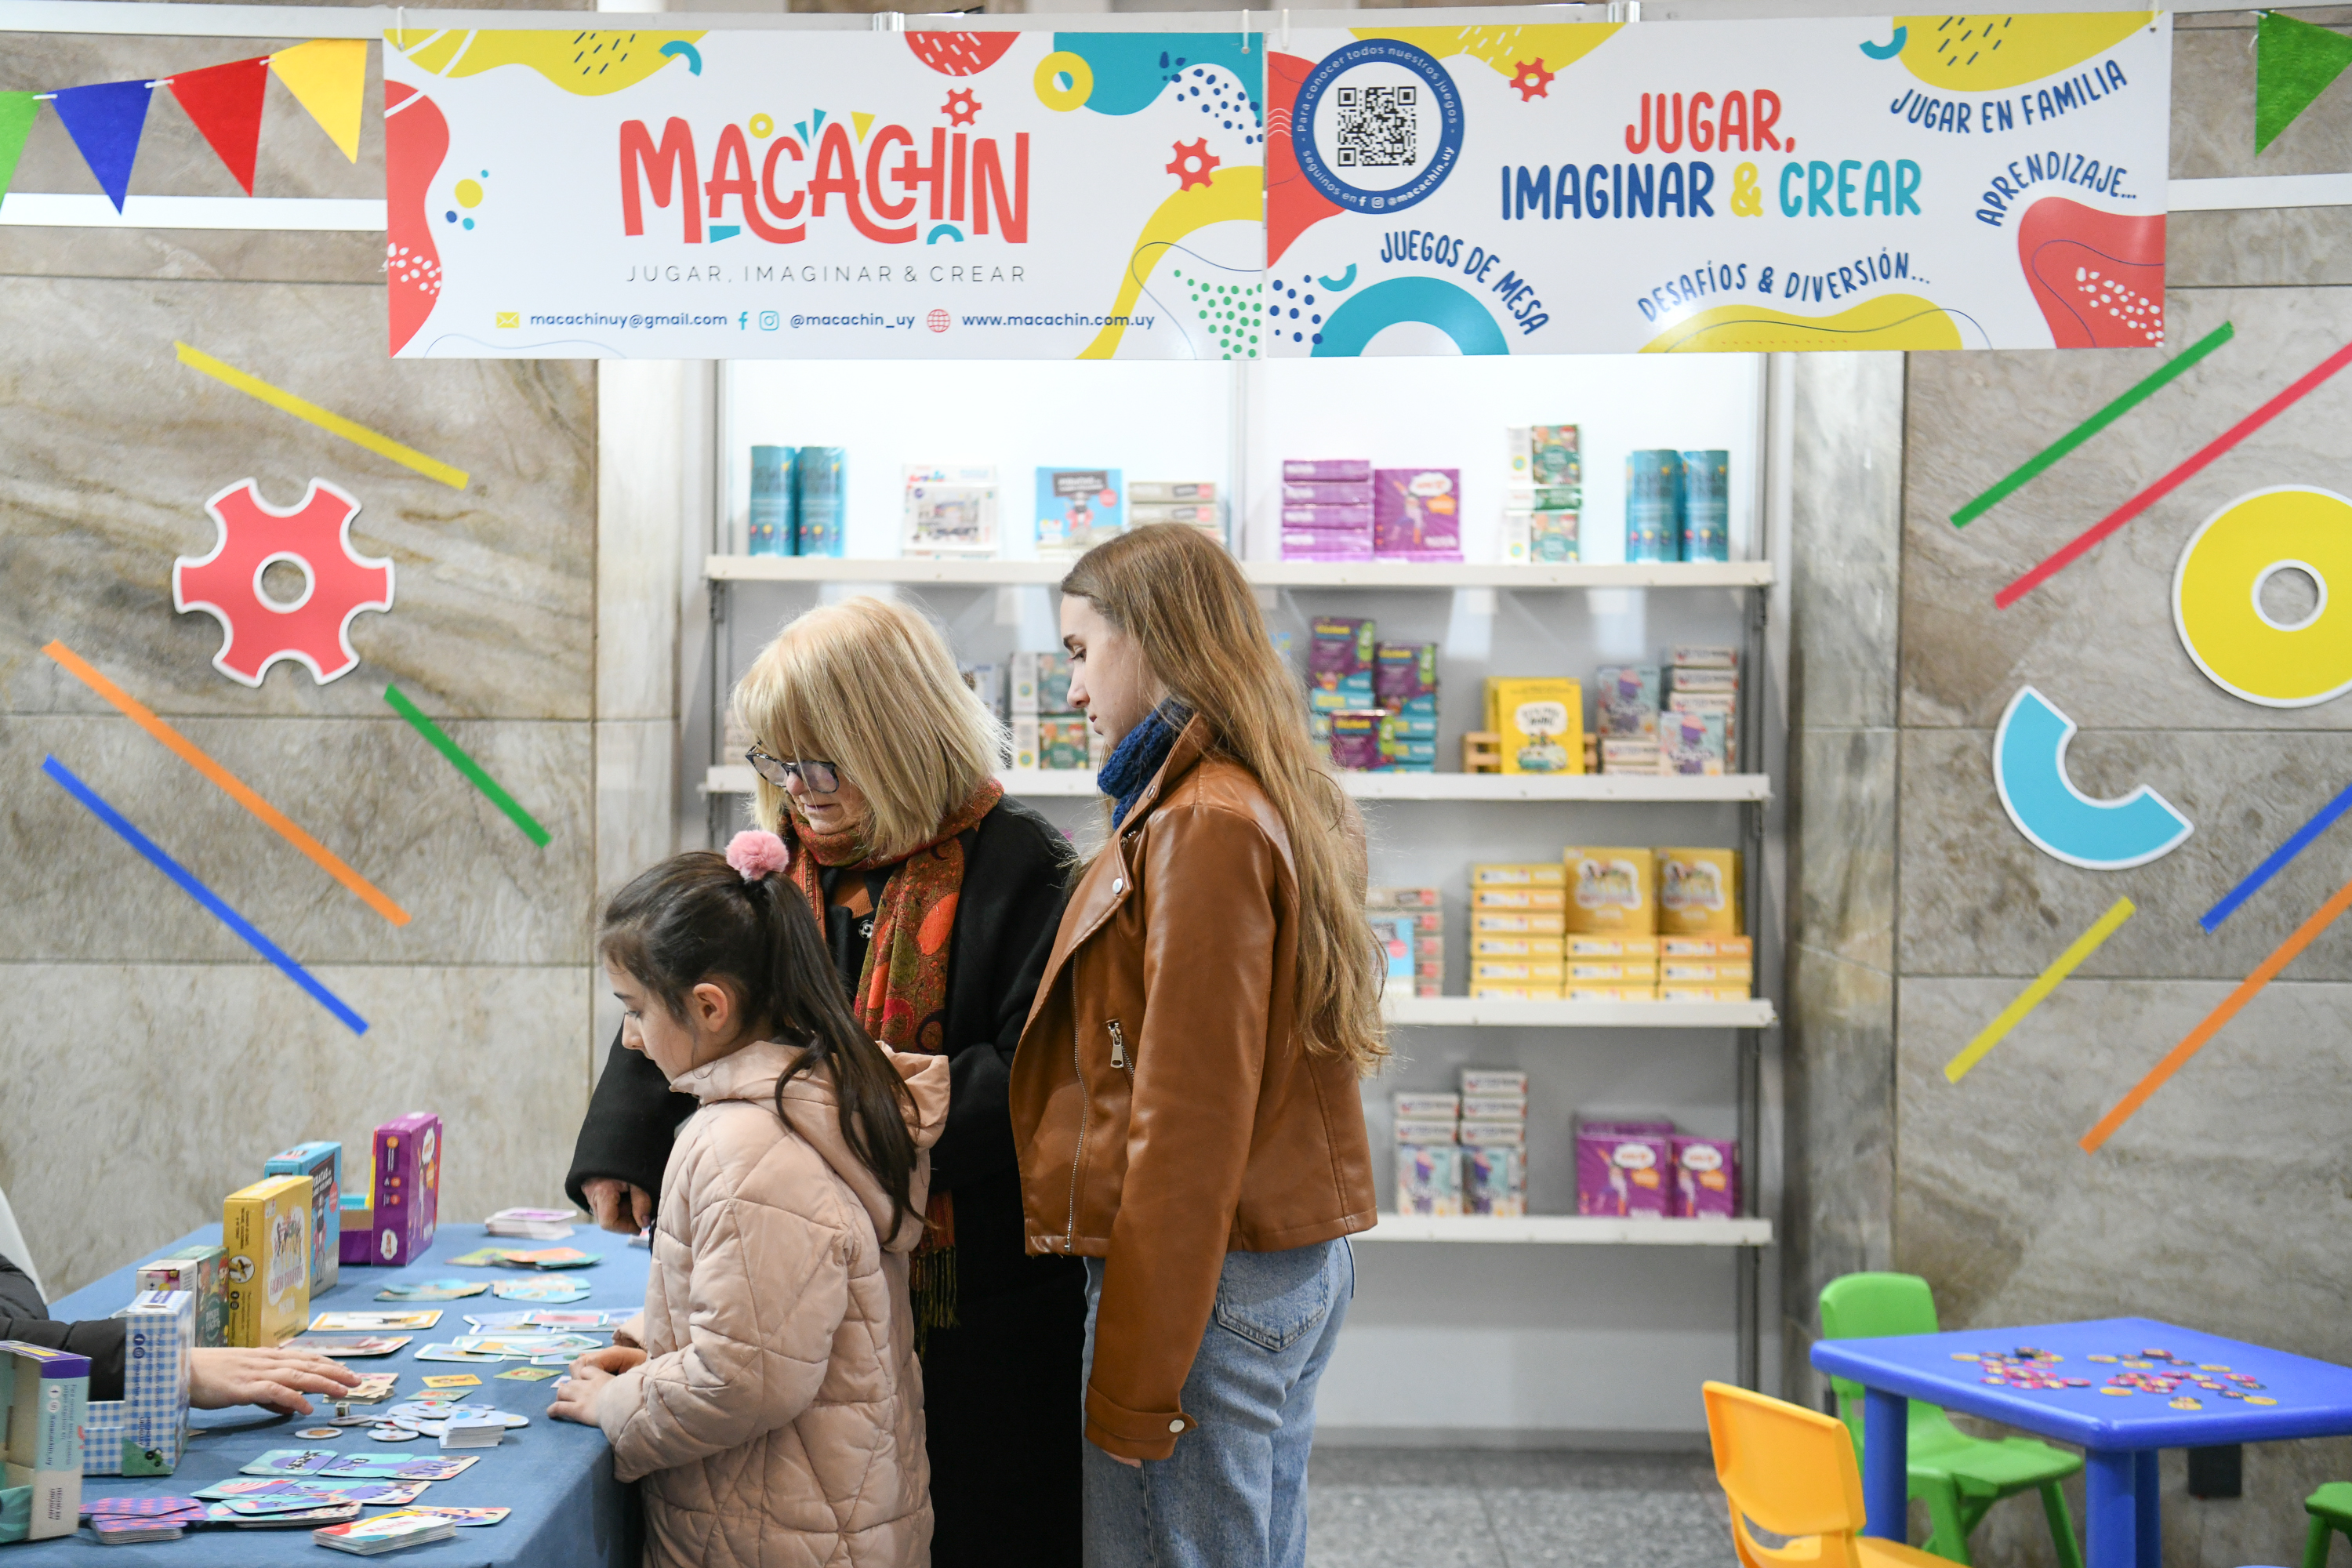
[
  {"xmin": 1033, "ymin": 51, "xmax": 1094, "ymax": 112},
  {"xmin": 2173, "ymin": 486, "xmax": 2352, "ymax": 708},
  {"xmin": 750, "ymin": 114, "xmax": 773, "ymax": 139},
  {"xmin": 454, "ymin": 179, "xmax": 484, "ymax": 209}
]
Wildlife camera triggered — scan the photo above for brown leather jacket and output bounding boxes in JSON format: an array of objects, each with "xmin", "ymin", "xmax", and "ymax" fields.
[{"xmin": 1009, "ymin": 717, "xmax": 1377, "ymax": 1461}]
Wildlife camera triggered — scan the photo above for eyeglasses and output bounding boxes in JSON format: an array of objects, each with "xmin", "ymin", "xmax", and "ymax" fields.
[{"xmin": 745, "ymin": 746, "xmax": 840, "ymax": 794}]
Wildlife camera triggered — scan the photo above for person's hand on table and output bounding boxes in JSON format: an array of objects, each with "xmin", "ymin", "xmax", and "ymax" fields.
[
  {"xmin": 550, "ymin": 1347, "xmax": 641, "ymax": 1426},
  {"xmin": 583, "ymin": 1178, "xmax": 653, "ymax": 1235},
  {"xmin": 190, "ymin": 1347, "xmax": 361, "ymax": 1416},
  {"xmin": 571, "ymin": 1345, "xmax": 646, "ymax": 1378}
]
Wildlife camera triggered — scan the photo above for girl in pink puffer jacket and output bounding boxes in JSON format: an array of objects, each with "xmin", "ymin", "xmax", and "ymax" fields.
[{"xmin": 552, "ymin": 833, "xmax": 947, "ymax": 1568}]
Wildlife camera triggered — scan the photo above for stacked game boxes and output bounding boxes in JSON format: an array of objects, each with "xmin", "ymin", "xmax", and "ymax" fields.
[
  {"xmin": 795, "ymin": 447, "xmax": 845, "ymax": 557},
  {"xmin": 1368, "ymin": 885, "xmax": 1443, "ymax": 1000},
  {"xmin": 747, "ymin": 445, "xmax": 794, "ymax": 557},
  {"xmin": 82, "ymin": 1290, "xmax": 194, "ymax": 1476},
  {"xmin": 1392, "ymin": 1089, "xmax": 1461, "ymax": 1216},
  {"xmin": 1681, "ymin": 451, "xmax": 1730, "ymax": 561},
  {"xmin": 1503, "ymin": 425, "xmax": 1581, "ymax": 564},
  {"xmin": 1374, "ymin": 642, "xmax": 1438, "ymax": 772},
  {"xmin": 1577, "ymin": 1117, "xmax": 1739, "ymax": 1218},
  {"xmin": 1131, "ymin": 481, "xmax": 1224, "ymax": 546},
  {"xmin": 902, "ymin": 463, "xmax": 999, "ymax": 558},
  {"xmin": 1280, "ymin": 459, "xmax": 1374, "ymax": 561},
  {"xmin": 1624, "ymin": 449, "xmax": 1733, "ymax": 562},
  {"xmin": 1036, "ymin": 466, "xmax": 1124, "ymax": 557},
  {"xmin": 1592, "ymin": 664, "xmax": 1662, "ymax": 775},
  {"xmin": 1372, "ymin": 468, "xmax": 1463, "ymax": 562},
  {"xmin": 1309, "ymin": 615, "xmax": 1377, "ymax": 766},
  {"xmin": 1665, "ymin": 646, "xmax": 1739, "ymax": 773},
  {"xmin": 1563, "ymin": 847, "xmax": 1752, "ymax": 999},
  {"xmin": 134, "ymin": 1243, "xmax": 226, "ymax": 1347},
  {"xmin": 263, "ymin": 1140, "xmax": 342, "ymax": 1295},
  {"xmin": 1459, "ymin": 1068, "xmax": 1529, "ymax": 1217},
  {"xmin": 1484, "ymin": 677, "xmax": 1584, "ymax": 774},
  {"xmin": 1010, "ymin": 652, "xmax": 1090, "ymax": 771},
  {"xmin": 1469, "ymin": 863, "xmax": 1566, "ymax": 1000},
  {"xmin": 2, "ymin": 1340, "xmax": 87, "ymax": 1538}
]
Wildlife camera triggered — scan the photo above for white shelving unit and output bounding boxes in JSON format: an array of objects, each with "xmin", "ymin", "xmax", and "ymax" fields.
[
  {"xmin": 708, "ymin": 554, "xmax": 1774, "ymax": 591},
  {"xmin": 1385, "ymin": 996, "xmax": 1775, "ymax": 1030},
  {"xmin": 1361, "ymin": 1214, "xmax": 1773, "ymax": 1246},
  {"xmin": 704, "ymin": 763, "xmax": 1771, "ymax": 805}
]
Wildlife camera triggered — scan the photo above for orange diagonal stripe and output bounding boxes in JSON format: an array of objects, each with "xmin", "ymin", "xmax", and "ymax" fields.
[
  {"xmin": 2080, "ymin": 870, "xmax": 2352, "ymax": 1152},
  {"xmin": 42, "ymin": 640, "xmax": 412, "ymax": 927}
]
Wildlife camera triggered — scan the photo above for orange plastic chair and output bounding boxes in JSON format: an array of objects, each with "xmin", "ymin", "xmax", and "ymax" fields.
[{"xmin": 1704, "ymin": 1381, "xmax": 1954, "ymax": 1568}]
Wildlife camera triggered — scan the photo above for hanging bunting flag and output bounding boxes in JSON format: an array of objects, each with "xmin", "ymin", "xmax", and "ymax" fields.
[
  {"xmin": 2257, "ymin": 10, "xmax": 2352, "ymax": 154},
  {"xmin": 0, "ymin": 93, "xmax": 36, "ymax": 212},
  {"xmin": 50, "ymin": 78, "xmax": 153, "ymax": 212},
  {"xmin": 270, "ymin": 38, "xmax": 365, "ymax": 162},
  {"xmin": 168, "ymin": 55, "xmax": 270, "ymax": 194}
]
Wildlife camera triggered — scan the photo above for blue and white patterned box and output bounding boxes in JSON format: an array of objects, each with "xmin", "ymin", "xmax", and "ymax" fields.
[{"xmin": 85, "ymin": 1290, "xmax": 192, "ymax": 1475}]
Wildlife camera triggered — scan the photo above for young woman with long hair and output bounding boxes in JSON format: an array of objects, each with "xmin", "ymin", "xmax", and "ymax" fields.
[
  {"xmin": 1009, "ymin": 524, "xmax": 1384, "ymax": 1568},
  {"xmin": 566, "ymin": 596, "xmax": 1083, "ymax": 1568}
]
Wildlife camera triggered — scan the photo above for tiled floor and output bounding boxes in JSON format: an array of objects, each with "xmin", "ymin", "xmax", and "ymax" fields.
[{"xmin": 1307, "ymin": 1448, "xmax": 1736, "ymax": 1568}]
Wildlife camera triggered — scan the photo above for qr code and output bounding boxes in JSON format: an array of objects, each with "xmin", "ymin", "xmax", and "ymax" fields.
[{"xmin": 1334, "ymin": 84, "xmax": 1416, "ymax": 169}]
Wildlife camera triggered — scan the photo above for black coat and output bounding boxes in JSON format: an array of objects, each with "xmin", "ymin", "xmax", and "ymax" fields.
[
  {"xmin": 0, "ymin": 1251, "xmax": 126, "ymax": 1400},
  {"xmin": 566, "ymin": 794, "xmax": 1085, "ymax": 1568}
]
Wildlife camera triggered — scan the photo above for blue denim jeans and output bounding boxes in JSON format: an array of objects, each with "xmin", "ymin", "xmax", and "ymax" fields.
[{"xmin": 1081, "ymin": 1239, "xmax": 1354, "ymax": 1568}]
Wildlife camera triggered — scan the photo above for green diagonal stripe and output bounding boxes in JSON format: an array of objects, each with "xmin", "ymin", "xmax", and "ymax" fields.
[
  {"xmin": 1951, "ymin": 321, "xmax": 2235, "ymax": 529},
  {"xmin": 385, "ymin": 684, "xmax": 552, "ymax": 848}
]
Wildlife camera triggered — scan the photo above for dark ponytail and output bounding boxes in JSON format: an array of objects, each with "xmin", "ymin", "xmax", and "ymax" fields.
[{"xmin": 597, "ymin": 851, "xmax": 920, "ymax": 1241}]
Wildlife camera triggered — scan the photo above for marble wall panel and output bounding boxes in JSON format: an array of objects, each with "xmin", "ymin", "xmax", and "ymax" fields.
[
  {"xmin": 0, "ymin": 714, "xmax": 593, "ymax": 967},
  {"xmin": 1793, "ymin": 728, "xmax": 1898, "ymax": 975},
  {"xmin": 2169, "ymin": 208, "xmax": 2352, "ymax": 290},
  {"xmin": 1790, "ymin": 354, "xmax": 1906, "ymax": 732},
  {"xmin": 0, "ymin": 276, "xmax": 594, "ymax": 720},
  {"xmin": 1902, "ymin": 726, "xmax": 2352, "ymax": 981},
  {"xmin": 1901, "ymin": 288, "xmax": 2352, "ymax": 732},
  {"xmin": 0, "ymin": 962, "xmax": 595, "ymax": 1300},
  {"xmin": 0, "ymin": 230, "xmax": 392, "ymax": 287}
]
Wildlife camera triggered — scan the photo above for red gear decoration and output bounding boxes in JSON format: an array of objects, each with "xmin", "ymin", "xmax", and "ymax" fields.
[
  {"xmin": 942, "ymin": 88, "xmax": 982, "ymax": 126},
  {"xmin": 174, "ymin": 479, "xmax": 394, "ymax": 688},
  {"xmin": 1166, "ymin": 138, "xmax": 1220, "ymax": 191},
  {"xmin": 1509, "ymin": 58, "xmax": 1555, "ymax": 101}
]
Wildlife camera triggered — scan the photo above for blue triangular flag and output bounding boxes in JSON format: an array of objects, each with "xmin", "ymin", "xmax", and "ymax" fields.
[{"xmin": 51, "ymin": 78, "xmax": 152, "ymax": 212}]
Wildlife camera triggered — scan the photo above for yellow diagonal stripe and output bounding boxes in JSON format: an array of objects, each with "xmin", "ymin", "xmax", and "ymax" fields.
[
  {"xmin": 174, "ymin": 341, "xmax": 470, "ymax": 490},
  {"xmin": 1945, "ymin": 897, "xmax": 2136, "ymax": 1083}
]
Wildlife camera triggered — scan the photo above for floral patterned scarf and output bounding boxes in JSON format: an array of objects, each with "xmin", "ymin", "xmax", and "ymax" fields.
[{"xmin": 781, "ymin": 776, "xmax": 1004, "ymax": 1341}]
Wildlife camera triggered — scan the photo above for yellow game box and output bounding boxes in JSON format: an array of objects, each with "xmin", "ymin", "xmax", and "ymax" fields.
[{"xmin": 223, "ymin": 1175, "xmax": 311, "ymax": 1348}]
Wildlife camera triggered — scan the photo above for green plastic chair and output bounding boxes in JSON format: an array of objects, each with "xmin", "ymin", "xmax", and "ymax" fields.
[
  {"xmin": 1818, "ymin": 1272, "xmax": 2085, "ymax": 1568},
  {"xmin": 2304, "ymin": 1481, "xmax": 2352, "ymax": 1567}
]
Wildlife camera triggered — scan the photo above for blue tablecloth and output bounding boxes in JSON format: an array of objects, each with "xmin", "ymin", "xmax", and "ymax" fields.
[
  {"xmin": 1813, "ymin": 1316, "xmax": 2352, "ymax": 1568},
  {"xmin": 26, "ymin": 1221, "xmax": 649, "ymax": 1566}
]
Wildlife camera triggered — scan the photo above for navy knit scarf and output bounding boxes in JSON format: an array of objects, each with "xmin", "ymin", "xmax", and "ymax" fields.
[{"xmin": 1100, "ymin": 705, "xmax": 1188, "ymax": 828}]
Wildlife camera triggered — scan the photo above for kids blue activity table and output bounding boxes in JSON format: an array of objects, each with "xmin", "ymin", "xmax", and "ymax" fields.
[
  {"xmin": 24, "ymin": 1221, "xmax": 650, "ymax": 1565},
  {"xmin": 1813, "ymin": 1316, "xmax": 2352, "ymax": 1568}
]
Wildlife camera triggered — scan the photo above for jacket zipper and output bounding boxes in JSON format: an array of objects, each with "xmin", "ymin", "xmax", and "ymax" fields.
[
  {"xmin": 1062, "ymin": 1015, "xmax": 1087, "ymax": 1252},
  {"xmin": 1107, "ymin": 1019, "xmax": 1128, "ymax": 1070}
]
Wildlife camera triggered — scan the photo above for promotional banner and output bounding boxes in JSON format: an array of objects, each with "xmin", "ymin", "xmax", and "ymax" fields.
[
  {"xmin": 1265, "ymin": 14, "xmax": 2171, "ymax": 355},
  {"xmin": 382, "ymin": 27, "xmax": 1267, "ymax": 358}
]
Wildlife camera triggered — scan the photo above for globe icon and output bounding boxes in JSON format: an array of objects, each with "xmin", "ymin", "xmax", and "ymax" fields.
[{"xmin": 927, "ymin": 309, "xmax": 951, "ymax": 333}]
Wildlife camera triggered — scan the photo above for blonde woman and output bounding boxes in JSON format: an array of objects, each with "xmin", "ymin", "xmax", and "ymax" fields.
[
  {"xmin": 1009, "ymin": 525, "xmax": 1383, "ymax": 1568},
  {"xmin": 568, "ymin": 596, "xmax": 1083, "ymax": 1568}
]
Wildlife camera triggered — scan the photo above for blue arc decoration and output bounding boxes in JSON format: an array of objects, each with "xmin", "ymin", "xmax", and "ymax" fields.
[
  {"xmin": 1860, "ymin": 26, "xmax": 1908, "ymax": 59},
  {"xmin": 1992, "ymin": 686, "xmax": 2194, "ymax": 870},
  {"xmin": 1312, "ymin": 277, "xmax": 1508, "ymax": 358},
  {"xmin": 659, "ymin": 41, "xmax": 703, "ymax": 74}
]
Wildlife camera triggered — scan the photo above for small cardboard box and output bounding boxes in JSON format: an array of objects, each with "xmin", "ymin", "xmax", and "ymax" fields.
[
  {"xmin": 1576, "ymin": 1128, "xmax": 1671, "ymax": 1217},
  {"xmin": 1671, "ymin": 1136, "xmax": 1740, "ymax": 1219},
  {"xmin": 1471, "ymin": 862, "xmax": 1566, "ymax": 887},
  {"xmin": 1484, "ymin": 677, "xmax": 1583, "ymax": 775},
  {"xmin": 263, "ymin": 1140, "xmax": 342, "ymax": 1294},
  {"xmin": 134, "ymin": 1243, "xmax": 226, "ymax": 1348},
  {"xmin": 223, "ymin": 1175, "xmax": 311, "ymax": 1348},
  {"xmin": 1564, "ymin": 848, "xmax": 1657, "ymax": 934},
  {"xmin": 1471, "ymin": 911, "xmax": 1566, "ymax": 936},
  {"xmin": 83, "ymin": 1290, "xmax": 194, "ymax": 1475},
  {"xmin": 372, "ymin": 1113, "xmax": 443, "ymax": 1268},
  {"xmin": 1658, "ymin": 848, "xmax": 1743, "ymax": 935},
  {"xmin": 0, "ymin": 1340, "xmax": 86, "ymax": 1538},
  {"xmin": 1396, "ymin": 1145, "xmax": 1463, "ymax": 1217}
]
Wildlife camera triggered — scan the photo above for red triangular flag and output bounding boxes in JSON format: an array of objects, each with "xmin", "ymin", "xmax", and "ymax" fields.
[{"xmin": 168, "ymin": 56, "xmax": 269, "ymax": 194}]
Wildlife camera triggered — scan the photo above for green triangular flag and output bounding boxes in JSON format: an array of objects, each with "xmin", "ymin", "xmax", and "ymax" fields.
[
  {"xmin": 2257, "ymin": 10, "xmax": 2352, "ymax": 154},
  {"xmin": 0, "ymin": 93, "xmax": 37, "ymax": 214}
]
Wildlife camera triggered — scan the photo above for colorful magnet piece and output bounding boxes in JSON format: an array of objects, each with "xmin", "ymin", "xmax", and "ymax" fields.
[
  {"xmin": 2088, "ymin": 1354, "xmax": 2119, "ymax": 1363},
  {"xmin": 2100, "ymin": 1388, "xmax": 2133, "ymax": 1396},
  {"xmin": 368, "ymin": 1426, "xmax": 418, "ymax": 1442},
  {"xmin": 1952, "ymin": 1353, "xmax": 1981, "ymax": 1362},
  {"xmin": 2246, "ymin": 1396, "xmax": 2278, "ymax": 1406},
  {"xmin": 2169, "ymin": 1396, "xmax": 2202, "ymax": 1410},
  {"xmin": 2201, "ymin": 1363, "xmax": 2230, "ymax": 1371},
  {"xmin": 295, "ymin": 1428, "xmax": 342, "ymax": 1439}
]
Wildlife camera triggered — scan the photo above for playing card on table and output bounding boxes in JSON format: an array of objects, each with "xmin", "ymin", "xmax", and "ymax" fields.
[
  {"xmin": 193, "ymin": 1478, "xmax": 316, "ymax": 1501},
  {"xmin": 83, "ymin": 1496, "xmax": 204, "ymax": 1518},
  {"xmin": 528, "ymin": 1310, "xmax": 619, "ymax": 1330},
  {"xmin": 445, "ymin": 1247, "xmax": 520, "ymax": 1268},
  {"xmin": 497, "ymin": 1366, "xmax": 561, "ymax": 1381},
  {"xmin": 463, "ymin": 1310, "xmax": 543, "ymax": 1332},
  {"xmin": 375, "ymin": 1279, "xmax": 489, "ymax": 1301},
  {"xmin": 318, "ymin": 1454, "xmax": 481, "ymax": 1480},
  {"xmin": 220, "ymin": 1501, "xmax": 365, "ymax": 1527},
  {"xmin": 224, "ymin": 1494, "xmax": 350, "ymax": 1515},
  {"xmin": 416, "ymin": 1343, "xmax": 506, "ymax": 1363},
  {"xmin": 503, "ymin": 1247, "xmax": 601, "ymax": 1269},
  {"xmin": 289, "ymin": 1334, "xmax": 412, "ymax": 1357},
  {"xmin": 343, "ymin": 1374, "xmax": 400, "ymax": 1403},
  {"xmin": 421, "ymin": 1374, "xmax": 481, "ymax": 1388},
  {"xmin": 493, "ymin": 1277, "xmax": 591, "ymax": 1303},
  {"xmin": 418, "ymin": 1506, "xmax": 513, "ymax": 1526},
  {"xmin": 452, "ymin": 1333, "xmax": 601, "ymax": 1357},
  {"xmin": 240, "ymin": 1448, "xmax": 344, "ymax": 1475},
  {"xmin": 312, "ymin": 1310, "xmax": 443, "ymax": 1332}
]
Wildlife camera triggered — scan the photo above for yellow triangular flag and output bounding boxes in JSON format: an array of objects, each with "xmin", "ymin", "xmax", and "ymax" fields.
[
  {"xmin": 853, "ymin": 112, "xmax": 875, "ymax": 143},
  {"xmin": 271, "ymin": 38, "xmax": 365, "ymax": 162}
]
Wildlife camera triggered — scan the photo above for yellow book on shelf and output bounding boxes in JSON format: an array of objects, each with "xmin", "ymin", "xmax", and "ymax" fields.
[{"xmin": 1483, "ymin": 677, "xmax": 1584, "ymax": 775}]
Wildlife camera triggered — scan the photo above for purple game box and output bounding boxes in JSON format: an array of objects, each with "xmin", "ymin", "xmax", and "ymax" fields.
[
  {"xmin": 1282, "ymin": 504, "xmax": 1375, "ymax": 530},
  {"xmin": 1374, "ymin": 468, "xmax": 1464, "ymax": 560},
  {"xmin": 1281, "ymin": 481, "xmax": 1375, "ymax": 506},
  {"xmin": 370, "ymin": 1113, "xmax": 441, "ymax": 1267},
  {"xmin": 1283, "ymin": 459, "xmax": 1372, "ymax": 483},
  {"xmin": 1575, "ymin": 1123, "xmax": 1673, "ymax": 1218},
  {"xmin": 1671, "ymin": 1136, "xmax": 1739, "ymax": 1218}
]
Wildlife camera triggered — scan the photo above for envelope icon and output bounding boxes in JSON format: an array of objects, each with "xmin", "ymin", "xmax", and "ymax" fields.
[{"xmin": 495, "ymin": 312, "xmax": 520, "ymax": 329}]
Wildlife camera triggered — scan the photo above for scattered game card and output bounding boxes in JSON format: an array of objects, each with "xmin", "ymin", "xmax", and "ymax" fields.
[
  {"xmin": 452, "ymin": 1333, "xmax": 601, "ymax": 1357},
  {"xmin": 497, "ymin": 1367, "xmax": 561, "ymax": 1381},
  {"xmin": 463, "ymin": 1311, "xmax": 543, "ymax": 1332},
  {"xmin": 224, "ymin": 1494, "xmax": 350, "ymax": 1515},
  {"xmin": 241, "ymin": 1449, "xmax": 343, "ymax": 1476},
  {"xmin": 289, "ymin": 1334, "xmax": 413, "ymax": 1358},
  {"xmin": 193, "ymin": 1479, "xmax": 318, "ymax": 1501},
  {"xmin": 375, "ymin": 1279, "xmax": 489, "ymax": 1301},
  {"xmin": 415, "ymin": 1344, "xmax": 506, "ymax": 1363},
  {"xmin": 528, "ymin": 1311, "xmax": 620, "ymax": 1330},
  {"xmin": 418, "ymin": 1506, "xmax": 512, "ymax": 1526},
  {"xmin": 223, "ymin": 1502, "xmax": 365, "ymax": 1528},
  {"xmin": 501, "ymin": 1247, "xmax": 601, "ymax": 1269},
  {"xmin": 82, "ymin": 1497, "xmax": 203, "ymax": 1518},
  {"xmin": 421, "ymin": 1374, "xmax": 481, "ymax": 1388},
  {"xmin": 494, "ymin": 1278, "xmax": 591, "ymax": 1303},
  {"xmin": 318, "ymin": 1454, "xmax": 482, "ymax": 1481},
  {"xmin": 343, "ymin": 1374, "xmax": 400, "ymax": 1403},
  {"xmin": 312, "ymin": 1310, "xmax": 442, "ymax": 1333}
]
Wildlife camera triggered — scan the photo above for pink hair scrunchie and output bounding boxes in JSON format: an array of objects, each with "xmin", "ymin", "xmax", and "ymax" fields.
[{"xmin": 725, "ymin": 829, "xmax": 791, "ymax": 884}]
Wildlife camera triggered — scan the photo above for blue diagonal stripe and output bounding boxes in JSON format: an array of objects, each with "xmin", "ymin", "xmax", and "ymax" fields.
[
  {"xmin": 2200, "ymin": 776, "xmax": 2352, "ymax": 932},
  {"xmin": 42, "ymin": 755, "xmax": 368, "ymax": 1034}
]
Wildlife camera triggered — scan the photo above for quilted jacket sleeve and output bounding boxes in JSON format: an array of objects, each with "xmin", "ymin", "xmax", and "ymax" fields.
[{"xmin": 596, "ymin": 1177, "xmax": 851, "ymax": 1484}]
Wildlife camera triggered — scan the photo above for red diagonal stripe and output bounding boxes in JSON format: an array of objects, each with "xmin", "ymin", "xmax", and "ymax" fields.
[{"xmin": 1997, "ymin": 338, "xmax": 2352, "ymax": 609}]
